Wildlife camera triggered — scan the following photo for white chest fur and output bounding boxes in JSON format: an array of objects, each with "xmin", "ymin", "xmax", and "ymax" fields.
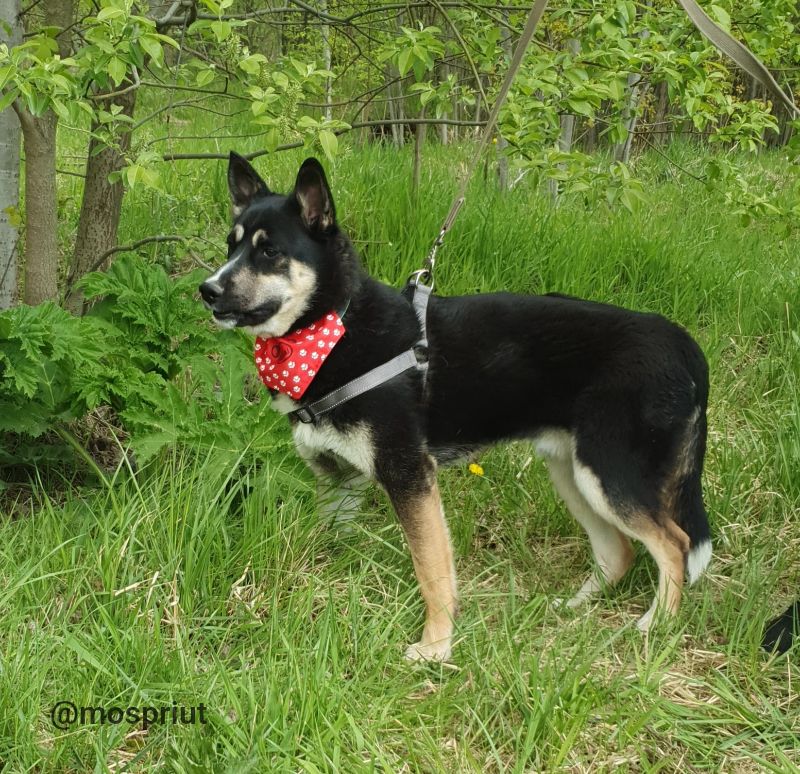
[{"xmin": 290, "ymin": 417, "xmax": 376, "ymax": 478}]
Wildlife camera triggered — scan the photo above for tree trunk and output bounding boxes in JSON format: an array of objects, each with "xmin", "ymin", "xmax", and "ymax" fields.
[
  {"xmin": 412, "ymin": 108, "xmax": 426, "ymax": 193},
  {"xmin": 496, "ymin": 28, "xmax": 512, "ymax": 191},
  {"xmin": 0, "ymin": 0, "xmax": 22, "ymax": 309},
  {"xmin": 549, "ymin": 38, "xmax": 579, "ymax": 201},
  {"xmin": 614, "ymin": 4, "xmax": 651, "ymax": 163},
  {"xmin": 652, "ymin": 81, "xmax": 669, "ymax": 145},
  {"xmin": 438, "ymin": 60, "xmax": 449, "ymax": 146},
  {"xmin": 66, "ymin": 88, "xmax": 137, "ymax": 312},
  {"xmin": 19, "ymin": 110, "xmax": 59, "ymax": 305},
  {"xmin": 17, "ymin": 0, "xmax": 73, "ymax": 306},
  {"xmin": 321, "ymin": 0, "xmax": 332, "ymax": 122},
  {"xmin": 615, "ymin": 75, "xmax": 649, "ymax": 164}
]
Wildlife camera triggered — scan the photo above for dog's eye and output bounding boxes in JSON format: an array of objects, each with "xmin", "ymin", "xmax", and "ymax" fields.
[{"xmin": 263, "ymin": 244, "xmax": 280, "ymax": 258}]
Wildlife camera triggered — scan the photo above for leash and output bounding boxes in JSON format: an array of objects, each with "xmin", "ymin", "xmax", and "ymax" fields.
[{"xmin": 283, "ymin": 1, "xmax": 549, "ymax": 425}]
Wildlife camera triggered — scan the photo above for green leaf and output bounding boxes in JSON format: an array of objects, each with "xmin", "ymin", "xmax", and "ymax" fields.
[
  {"xmin": 0, "ymin": 88, "xmax": 18, "ymax": 113},
  {"xmin": 397, "ymin": 48, "xmax": 412, "ymax": 77},
  {"xmin": 710, "ymin": 5, "xmax": 731, "ymax": 29},
  {"xmin": 195, "ymin": 67, "xmax": 215, "ymax": 87},
  {"xmin": 210, "ymin": 21, "xmax": 231, "ymax": 42},
  {"xmin": 0, "ymin": 65, "xmax": 14, "ymax": 92},
  {"xmin": 239, "ymin": 54, "xmax": 266, "ymax": 75},
  {"xmin": 566, "ymin": 98, "xmax": 594, "ymax": 118},
  {"xmin": 108, "ymin": 56, "xmax": 126, "ymax": 87},
  {"xmin": 96, "ymin": 6, "xmax": 125, "ymax": 22},
  {"xmin": 318, "ymin": 129, "xmax": 337, "ymax": 161},
  {"xmin": 139, "ymin": 35, "xmax": 164, "ymax": 66}
]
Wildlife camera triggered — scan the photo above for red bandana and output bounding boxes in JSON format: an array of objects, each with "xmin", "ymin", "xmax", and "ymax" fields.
[{"xmin": 254, "ymin": 311, "xmax": 345, "ymax": 399}]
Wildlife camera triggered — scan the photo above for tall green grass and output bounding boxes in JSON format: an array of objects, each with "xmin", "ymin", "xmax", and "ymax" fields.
[{"xmin": 3, "ymin": 134, "xmax": 799, "ymax": 771}]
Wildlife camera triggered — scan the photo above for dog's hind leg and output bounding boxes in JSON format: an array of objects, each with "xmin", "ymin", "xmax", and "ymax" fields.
[
  {"xmin": 548, "ymin": 457, "xmax": 634, "ymax": 608},
  {"xmin": 570, "ymin": 453, "xmax": 690, "ymax": 631},
  {"xmin": 382, "ymin": 455, "xmax": 457, "ymax": 662}
]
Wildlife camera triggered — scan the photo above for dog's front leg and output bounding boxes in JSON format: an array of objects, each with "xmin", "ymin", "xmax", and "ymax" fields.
[
  {"xmin": 317, "ymin": 469, "xmax": 369, "ymax": 528},
  {"xmin": 382, "ymin": 456, "xmax": 458, "ymax": 662}
]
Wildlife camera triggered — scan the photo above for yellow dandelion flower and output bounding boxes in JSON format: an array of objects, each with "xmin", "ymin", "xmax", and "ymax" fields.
[{"xmin": 469, "ymin": 463, "xmax": 484, "ymax": 476}]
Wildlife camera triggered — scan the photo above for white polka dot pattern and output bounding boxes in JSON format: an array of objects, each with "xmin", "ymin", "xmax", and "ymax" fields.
[{"xmin": 254, "ymin": 311, "xmax": 345, "ymax": 399}]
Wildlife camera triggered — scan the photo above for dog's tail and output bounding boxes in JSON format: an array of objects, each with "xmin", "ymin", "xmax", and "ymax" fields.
[{"xmin": 672, "ymin": 366, "xmax": 712, "ymax": 585}]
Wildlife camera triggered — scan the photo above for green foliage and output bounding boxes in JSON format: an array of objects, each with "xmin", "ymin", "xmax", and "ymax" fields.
[
  {"xmin": 0, "ymin": 303, "xmax": 106, "ymax": 439},
  {"xmin": 4, "ymin": 0, "xmax": 798, "ymax": 216},
  {"xmin": 380, "ymin": 25, "xmax": 445, "ymax": 82},
  {"xmin": 0, "ymin": 256, "xmax": 281, "ymax": 477}
]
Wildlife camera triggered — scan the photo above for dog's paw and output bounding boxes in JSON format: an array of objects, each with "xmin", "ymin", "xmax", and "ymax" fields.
[
  {"xmin": 552, "ymin": 594, "xmax": 588, "ymax": 611},
  {"xmin": 404, "ymin": 640, "xmax": 452, "ymax": 663},
  {"xmin": 636, "ymin": 606, "xmax": 656, "ymax": 632}
]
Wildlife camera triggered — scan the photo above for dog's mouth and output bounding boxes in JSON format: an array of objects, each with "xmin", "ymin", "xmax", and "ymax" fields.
[{"xmin": 209, "ymin": 300, "xmax": 282, "ymax": 330}]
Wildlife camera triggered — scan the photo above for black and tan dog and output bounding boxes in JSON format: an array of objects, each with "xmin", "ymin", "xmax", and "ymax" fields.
[{"xmin": 200, "ymin": 153, "xmax": 712, "ymax": 661}]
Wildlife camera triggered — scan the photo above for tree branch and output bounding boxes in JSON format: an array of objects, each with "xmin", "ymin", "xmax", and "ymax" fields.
[
  {"xmin": 160, "ymin": 118, "xmax": 489, "ymax": 161},
  {"xmin": 89, "ymin": 67, "xmax": 140, "ymax": 101},
  {"xmin": 67, "ymin": 235, "xmax": 189, "ymax": 288}
]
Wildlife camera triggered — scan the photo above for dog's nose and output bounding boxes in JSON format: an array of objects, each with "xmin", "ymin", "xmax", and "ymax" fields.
[{"xmin": 199, "ymin": 279, "xmax": 223, "ymax": 306}]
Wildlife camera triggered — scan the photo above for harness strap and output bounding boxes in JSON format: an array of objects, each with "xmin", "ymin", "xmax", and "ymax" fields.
[
  {"xmin": 410, "ymin": 280, "xmax": 432, "ymax": 352},
  {"xmin": 282, "ymin": 280, "xmax": 432, "ymax": 424},
  {"xmin": 286, "ymin": 349, "xmax": 421, "ymax": 424}
]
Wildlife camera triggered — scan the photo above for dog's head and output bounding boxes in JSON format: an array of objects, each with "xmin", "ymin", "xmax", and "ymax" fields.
[{"xmin": 199, "ymin": 153, "xmax": 339, "ymax": 337}]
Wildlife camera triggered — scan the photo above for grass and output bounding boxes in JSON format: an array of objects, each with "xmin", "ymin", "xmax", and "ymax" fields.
[{"xmin": 2, "ymin": 127, "xmax": 800, "ymax": 771}]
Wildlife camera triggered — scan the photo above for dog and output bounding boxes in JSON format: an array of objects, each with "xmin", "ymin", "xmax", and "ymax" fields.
[{"xmin": 200, "ymin": 152, "xmax": 712, "ymax": 661}]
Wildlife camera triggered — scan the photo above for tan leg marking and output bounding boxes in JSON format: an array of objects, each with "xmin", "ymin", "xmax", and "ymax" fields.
[
  {"xmin": 548, "ymin": 458, "xmax": 634, "ymax": 608},
  {"xmin": 396, "ymin": 482, "xmax": 457, "ymax": 662},
  {"xmin": 633, "ymin": 517, "xmax": 689, "ymax": 631}
]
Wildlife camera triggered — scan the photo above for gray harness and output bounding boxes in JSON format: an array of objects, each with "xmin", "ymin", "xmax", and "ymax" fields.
[{"xmin": 279, "ymin": 276, "xmax": 432, "ymax": 425}]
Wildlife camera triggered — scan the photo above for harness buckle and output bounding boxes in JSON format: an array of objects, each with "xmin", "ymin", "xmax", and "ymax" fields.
[{"xmin": 294, "ymin": 406, "xmax": 316, "ymax": 424}]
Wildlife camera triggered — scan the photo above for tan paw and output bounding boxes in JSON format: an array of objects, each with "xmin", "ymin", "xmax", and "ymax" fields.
[{"xmin": 404, "ymin": 639, "xmax": 452, "ymax": 662}]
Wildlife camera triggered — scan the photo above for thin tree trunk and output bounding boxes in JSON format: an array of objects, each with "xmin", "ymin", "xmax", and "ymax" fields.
[
  {"xmin": 614, "ymin": 3, "xmax": 651, "ymax": 163},
  {"xmin": 615, "ymin": 75, "xmax": 649, "ymax": 163},
  {"xmin": 17, "ymin": 0, "xmax": 73, "ymax": 305},
  {"xmin": 496, "ymin": 27, "xmax": 512, "ymax": 191},
  {"xmin": 412, "ymin": 107, "xmax": 426, "ymax": 193},
  {"xmin": 386, "ymin": 70, "xmax": 403, "ymax": 147},
  {"xmin": 321, "ymin": 0, "xmax": 332, "ymax": 122},
  {"xmin": 438, "ymin": 60, "xmax": 449, "ymax": 145},
  {"xmin": 652, "ymin": 81, "xmax": 669, "ymax": 145},
  {"xmin": 19, "ymin": 111, "xmax": 59, "ymax": 305},
  {"xmin": 66, "ymin": 88, "xmax": 137, "ymax": 312},
  {"xmin": 549, "ymin": 38, "xmax": 579, "ymax": 201},
  {"xmin": 0, "ymin": 0, "xmax": 22, "ymax": 309}
]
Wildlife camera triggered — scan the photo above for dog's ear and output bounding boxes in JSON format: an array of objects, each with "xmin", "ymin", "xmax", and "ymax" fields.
[
  {"xmin": 228, "ymin": 151, "xmax": 270, "ymax": 214},
  {"xmin": 293, "ymin": 158, "xmax": 336, "ymax": 233}
]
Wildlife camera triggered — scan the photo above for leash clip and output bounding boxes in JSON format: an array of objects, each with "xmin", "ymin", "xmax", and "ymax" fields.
[{"xmin": 407, "ymin": 267, "xmax": 434, "ymax": 289}]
